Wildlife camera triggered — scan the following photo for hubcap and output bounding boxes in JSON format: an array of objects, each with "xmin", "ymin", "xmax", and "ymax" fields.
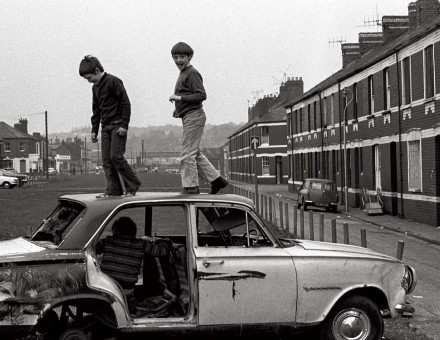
[{"xmin": 332, "ymin": 308, "xmax": 371, "ymax": 340}]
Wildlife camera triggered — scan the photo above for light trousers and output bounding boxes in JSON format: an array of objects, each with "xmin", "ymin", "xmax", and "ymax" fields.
[{"xmin": 180, "ymin": 109, "xmax": 219, "ymax": 188}]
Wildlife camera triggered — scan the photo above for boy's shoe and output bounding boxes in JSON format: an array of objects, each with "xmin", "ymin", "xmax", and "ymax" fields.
[
  {"xmin": 181, "ymin": 186, "xmax": 200, "ymax": 194},
  {"xmin": 210, "ymin": 176, "xmax": 229, "ymax": 194},
  {"xmin": 122, "ymin": 191, "xmax": 136, "ymax": 197},
  {"xmin": 96, "ymin": 193, "xmax": 121, "ymax": 198}
]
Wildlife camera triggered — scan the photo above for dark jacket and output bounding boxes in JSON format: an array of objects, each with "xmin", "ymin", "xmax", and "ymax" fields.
[{"xmin": 91, "ymin": 73, "xmax": 131, "ymax": 134}]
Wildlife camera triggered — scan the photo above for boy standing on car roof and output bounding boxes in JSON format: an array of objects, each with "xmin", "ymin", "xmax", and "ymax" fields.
[
  {"xmin": 169, "ymin": 42, "xmax": 228, "ymax": 195},
  {"xmin": 79, "ymin": 55, "xmax": 141, "ymax": 198}
]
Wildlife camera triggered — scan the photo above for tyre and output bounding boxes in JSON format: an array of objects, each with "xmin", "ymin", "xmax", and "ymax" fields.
[
  {"xmin": 3, "ymin": 182, "xmax": 11, "ymax": 189},
  {"xmin": 331, "ymin": 205, "xmax": 337, "ymax": 213},
  {"xmin": 59, "ymin": 328, "xmax": 88, "ymax": 340},
  {"xmin": 320, "ymin": 295, "xmax": 383, "ymax": 340}
]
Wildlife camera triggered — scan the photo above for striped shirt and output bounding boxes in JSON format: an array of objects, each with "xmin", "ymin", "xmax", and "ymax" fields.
[{"xmin": 96, "ymin": 235, "xmax": 169, "ymax": 288}]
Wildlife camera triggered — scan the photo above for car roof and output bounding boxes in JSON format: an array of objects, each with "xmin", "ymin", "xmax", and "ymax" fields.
[
  {"xmin": 60, "ymin": 192, "xmax": 254, "ymax": 206},
  {"xmin": 57, "ymin": 192, "xmax": 256, "ymax": 249}
]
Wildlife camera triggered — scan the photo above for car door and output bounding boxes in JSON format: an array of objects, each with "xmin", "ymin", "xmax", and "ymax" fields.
[{"xmin": 192, "ymin": 204, "xmax": 297, "ymax": 326}]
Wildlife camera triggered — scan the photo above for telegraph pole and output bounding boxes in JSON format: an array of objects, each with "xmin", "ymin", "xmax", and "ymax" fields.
[{"xmin": 45, "ymin": 111, "xmax": 49, "ymax": 180}]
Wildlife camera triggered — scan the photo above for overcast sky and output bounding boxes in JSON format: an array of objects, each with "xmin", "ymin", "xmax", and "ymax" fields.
[{"xmin": 0, "ymin": 0, "xmax": 410, "ymax": 134}]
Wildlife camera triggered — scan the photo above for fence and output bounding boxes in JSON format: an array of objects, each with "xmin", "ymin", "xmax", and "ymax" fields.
[
  {"xmin": 24, "ymin": 174, "xmax": 70, "ymax": 187},
  {"xmin": 230, "ymin": 184, "xmax": 405, "ymax": 260}
]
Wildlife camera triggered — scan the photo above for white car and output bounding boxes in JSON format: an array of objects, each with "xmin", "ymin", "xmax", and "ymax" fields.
[
  {"xmin": 0, "ymin": 193, "xmax": 416, "ymax": 340},
  {"xmin": 0, "ymin": 174, "xmax": 18, "ymax": 189}
]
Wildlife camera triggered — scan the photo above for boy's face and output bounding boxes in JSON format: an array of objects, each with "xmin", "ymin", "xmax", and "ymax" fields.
[
  {"xmin": 82, "ymin": 70, "xmax": 103, "ymax": 84},
  {"xmin": 172, "ymin": 54, "xmax": 192, "ymax": 71}
]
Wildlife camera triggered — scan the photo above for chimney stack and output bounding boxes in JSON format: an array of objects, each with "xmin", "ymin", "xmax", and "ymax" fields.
[
  {"xmin": 14, "ymin": 118, "xmax": 28, "ymax": 134},
  {"xmin": 341, "ymin": 43, "xmax": 360, "ymax": 67},
  {"xmin": 408, "ymin": 0, "xmax": 440, "ymax": 29},
  {"xmin": 359, "ymin": 32, "xmax": 383, "ymax": 55},
  {"xmin": 382, "ymin": 16, "xmax": 410, "ymax": 42}
]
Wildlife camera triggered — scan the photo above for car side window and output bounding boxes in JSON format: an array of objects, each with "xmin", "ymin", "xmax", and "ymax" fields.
[{"xmin": 196, "ymin": 206, "xmax": 273, "ymax": 248}]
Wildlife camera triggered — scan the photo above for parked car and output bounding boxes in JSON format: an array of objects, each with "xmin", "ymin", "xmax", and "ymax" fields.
[
  {"xmin": 48, "ymin": 167, "xmax": 57, "ymax": 174},
  {"xmin": 0, "ymin": 173, "xmax": 19, "ymax": 189},
  {"xmin": 297, "ymin": 178, "xmax": 339, "ymax": 212},
  {"xmin": 0, "ymin": 168, "xmax": 28, "ymax": 186},
  {"xmin": 0, "ymin": 192, "xmax": 416, "ymax": 340}
]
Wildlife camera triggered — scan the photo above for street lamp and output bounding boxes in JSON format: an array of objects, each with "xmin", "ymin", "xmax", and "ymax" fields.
[{"xmin": 342, "ymin": 88, "xmax": 353, "ymax": 212}]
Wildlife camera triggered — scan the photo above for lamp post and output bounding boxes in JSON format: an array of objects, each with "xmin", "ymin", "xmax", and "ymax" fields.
[{"xmin": 342, "ymin": 88, "xmax": 353, "ymax": 212}]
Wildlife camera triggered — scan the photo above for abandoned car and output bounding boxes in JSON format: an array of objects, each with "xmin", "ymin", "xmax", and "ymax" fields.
[{"xmin": 0, "ymin": 192, "xmax": 416, "ymax": 340}]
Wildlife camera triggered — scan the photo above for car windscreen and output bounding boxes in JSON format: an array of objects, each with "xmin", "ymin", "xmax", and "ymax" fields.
[{"xmin": 31, "ymin": 200, "xmax": 86, "ymax": 246}]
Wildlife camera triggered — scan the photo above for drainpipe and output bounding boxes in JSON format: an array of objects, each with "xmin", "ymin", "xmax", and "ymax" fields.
[
  {"xmin": 395, "ymin": 50, "xmax": 404, "ymax": 218},
  {"xmin": 318, "ymin": 92, "xmax": 324, "ymax": 179},
  {"xmin": 338, "ymin": 82, "xmax": 344, "ymax": 206}
]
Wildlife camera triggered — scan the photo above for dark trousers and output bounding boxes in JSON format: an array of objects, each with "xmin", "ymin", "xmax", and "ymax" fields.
[{"xmin": 101, "ymin": 125, "xmax": 141, "ymax": 195}]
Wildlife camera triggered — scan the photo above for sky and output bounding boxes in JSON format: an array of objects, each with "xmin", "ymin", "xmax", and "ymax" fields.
[{"xmin": 0, "ymin": 0, "xmax": 411, "ymax": 134}]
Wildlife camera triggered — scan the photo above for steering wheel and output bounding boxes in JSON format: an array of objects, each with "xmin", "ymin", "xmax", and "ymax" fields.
[{"xmin": 235, "ymin": 229, "xmax": 260, "ymax": 246}]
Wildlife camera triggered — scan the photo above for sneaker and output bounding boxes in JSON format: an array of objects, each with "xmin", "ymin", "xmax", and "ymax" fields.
[
  {"xmin": 181, "ymin": 186, "xmax": 200, "ymax": 194},
  {"xmin": 96, "ymin": 193, "xmax": 121, "ymax": 198},
  {"xmin": 210, "ymin": 176, "xmax": 229, "ymax": 194}
]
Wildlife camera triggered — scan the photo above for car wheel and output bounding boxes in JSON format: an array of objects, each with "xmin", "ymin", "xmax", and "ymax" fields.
[
  {"xmin": 331, "ymin": 205, "xmax": 338, "ymax": 213},
  {"xmin": 302, "ymin": 198, "xmax": 308, "ymax": 211},
  {"xmin": 59, "ymin": 328, "xmax": 88, "ymax": 340},
  {"xmin": 3, "ymin": 182, "xmax": 11, "ymax": 189},
  {"xmin": 320, "ymin": 295, "xmax": 383, "ymax": 340}
]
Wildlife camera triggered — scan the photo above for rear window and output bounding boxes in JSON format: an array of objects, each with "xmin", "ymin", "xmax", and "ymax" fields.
[
  {"xmin": 31, "ymin": 200, "xmax": 86, "ymax": 246},
  {"xmin": 311, "ymin": 182, "xmax": 322, "ymax": 190}
]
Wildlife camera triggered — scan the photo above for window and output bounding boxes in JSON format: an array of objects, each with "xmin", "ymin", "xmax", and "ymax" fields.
[
  {"xmin": 368, "ymin": 75, "xmax": 375, "ymax": 115},
  {"xmin": 5, "ymin": 141, "xmax": 10, "ymax": 152},
  {"xmin": 424, "ymin": 45, "xmax": 434, "ymax": 98},
  {"xmin": 408, "ymin": 139, "xmax": 422, "ymax": 192},
  {"xmin": 323, "ymin": 97, "xmax": 327, "ymax": 127},
  {"xmin": 330, "ymin": 94, "xmax": 335, "ymax": 125},
  {"xmin": 402, "ymin": 57, "xmax": 411, "ymax": 105},
  {"xmin": 36, "ymin": 142, "xmax": 40, "ymax": 155},
  {"xmin": 294, "ymin": 110, "xmax": 298, "ymax": 134},
  {"xmin": 299, "ymin": 108, "xmax": 303, "ymax": 132},
  {"xmin": 261, "ymin": 126, "xmax": 269, "ymax": 145},
  {"xmin": 262, "ymin": 156, "xmax": 270, "ymax": 175},
  {"xmin": 383, "ymin": 68, "xmax": 391, "ymax": 110},
  {"xmin": 307, "ymin": 104, "xmax": 311, "ymax": 132},
  {"xmin": 313, "ymin": 101, "xmax": 317, "ymax": 131},
  {"xmin": 353, "ymin": 83, "xmax": 358, "ymax": 120},
  {"xmin": 20, "ymin": 142, "xmax": 25, "ymax": 152}
]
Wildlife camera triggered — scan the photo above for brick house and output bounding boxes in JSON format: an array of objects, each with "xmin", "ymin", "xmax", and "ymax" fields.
[
  {"xmin": 285, "ymin": 0, "xmax": 440, "ymax": 226},
  {"xmin": 228, "ymin": 78, "xmax": 304, "ymax": 184},
  {"xmin": 0, "ymin": 119, "xmax": 42, "ymax": 173}
]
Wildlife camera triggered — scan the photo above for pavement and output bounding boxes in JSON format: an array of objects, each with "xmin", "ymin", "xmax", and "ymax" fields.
[{"xmin": 230, "ymin": 182, "xmax": 440, "ymax": 247}]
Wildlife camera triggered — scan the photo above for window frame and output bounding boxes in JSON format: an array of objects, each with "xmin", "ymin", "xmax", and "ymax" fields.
[
  {"xmin": 424, "ymin": 44, "xmax": 435, "ymax": 99},
  {"xmin": 262, "ymin": 156, "xmax": 270, "ymax": 176},
  {"xmin": 407, "ymin": 131, "xmax": 423, "ymax": 193}
]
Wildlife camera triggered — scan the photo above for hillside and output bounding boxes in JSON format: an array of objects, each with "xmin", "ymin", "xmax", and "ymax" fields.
[{"xmin": 50, "ymin": 122, "xmax": 244, "ymax": 154}]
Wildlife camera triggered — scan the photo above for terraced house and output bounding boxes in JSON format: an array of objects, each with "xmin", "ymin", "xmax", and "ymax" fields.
[
  {"xmin": 285, "ymin": 0, "xmax": 440, "ymax": 226},
  {"xmin": 228, "ymin": 77, "xmax": 303, "ymax": 184}
]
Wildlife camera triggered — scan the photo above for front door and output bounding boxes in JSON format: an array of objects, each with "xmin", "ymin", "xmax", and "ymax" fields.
[
  {"xmin": 193, "ymin": 205, "xmax": 297, "ymax": 326},
  {"xmin": 276, "ymin": 156, "xmax": 282, "ymax": 184}
]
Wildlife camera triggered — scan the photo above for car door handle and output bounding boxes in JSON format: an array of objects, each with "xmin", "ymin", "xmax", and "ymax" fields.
[{"xmin": 202, "ymin": 259, "xmax": 224, "ymax": 268}]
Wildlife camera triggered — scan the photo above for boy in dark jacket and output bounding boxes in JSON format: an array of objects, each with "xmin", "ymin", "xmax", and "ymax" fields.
[{"xmin": 79, "ymin": 55, "xmax": 141, "ymax": 198}]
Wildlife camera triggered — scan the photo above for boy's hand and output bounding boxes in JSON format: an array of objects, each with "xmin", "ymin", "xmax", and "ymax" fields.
[
  {"xmin": 117, "ymin": 127, "xmax": 128, "ymax": 137},
  {"xmin": 169, "ymin": 95, "xmax": 181, "ymax": 102},
  {"xmin": 91, "ymin": 133, "xmax": 98, "ymax": 143}
]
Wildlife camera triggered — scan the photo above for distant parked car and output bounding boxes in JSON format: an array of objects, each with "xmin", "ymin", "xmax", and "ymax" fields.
[
  {"xmin": 297, "ymin": 178, "xmax": 339, "ymax": 212},
  {"xmin": 48, "ymin": 167, "xmax": 57, "ymax": 175},
  {"xmin": 0, "ymin": 173, "xmax": 19, "ymax": 189},
  {"xmin": 1, "ymin": 169, "xmax": 28, "ymax": 186}
]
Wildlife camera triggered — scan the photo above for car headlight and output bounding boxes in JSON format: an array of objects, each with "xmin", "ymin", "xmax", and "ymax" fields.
[{"xmin": 402, "ymin": 265, "xmax": 417, "ymax": 294}]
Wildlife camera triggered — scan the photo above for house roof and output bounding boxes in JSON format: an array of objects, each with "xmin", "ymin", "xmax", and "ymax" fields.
[
  {"xmin": 228, "ymin": 96, "xmax": 288, "ymax": 138},
  {"xmin": 0, "ymin": 121, "xmax": 39, "ymax": 140},
  {"xmin": 285, "ymin": 15, "xmax": 440, "ymax": 108}
]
